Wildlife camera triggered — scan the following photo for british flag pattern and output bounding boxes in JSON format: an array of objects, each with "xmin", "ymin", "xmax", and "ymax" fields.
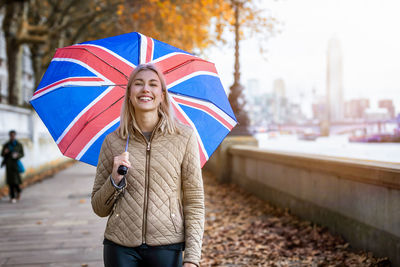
[{"xmin": 30, "ymin": 32, "xmax": 237, "ymax": 167}]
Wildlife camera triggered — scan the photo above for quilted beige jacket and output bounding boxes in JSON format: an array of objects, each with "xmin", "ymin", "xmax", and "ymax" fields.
[{"xmin": 91, "ymin": 120, "xmax": 205, "ymax": 267}]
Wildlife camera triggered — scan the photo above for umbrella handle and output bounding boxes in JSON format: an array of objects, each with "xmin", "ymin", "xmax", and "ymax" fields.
[{"xmin": 117, "ymin": 135, "xmax": 130, "ymax": 175}]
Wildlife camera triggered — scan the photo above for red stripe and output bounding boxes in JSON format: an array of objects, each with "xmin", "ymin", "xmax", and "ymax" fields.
[
  {"xmin": 172, "ymin": 96, "xmax": 234, "ymax": 130},
  {"xmin": 171, "ymin": 102, "xmax": 207, "ymax": 167},
  {"xmin": 153, "ymin": 53, "xmax": 210, "ymax": 74},
  {"xmin": 163, "ymin": 60, "xmax": 217, "ymax": 86},
  {"xmin": 146, "ymin": 37, "xmax": 153, "ymax": 63},
  {"xmin": 58, "ymin": 86, "xmax": 125, "ymax": 154},
  {"xmin": 68, "ymin": 45, "xmax": 134, "ymax": 77},
  {"xmin": 63, "ymin": 94, "xmax": 124, "ymax": 159},
  {"xmin": 54, "ymin": 48, "xmax": 130, "ymax": 85},
  {"xmin": 34, "ymin": 77, "xmax": 103, "ymax": 96}
]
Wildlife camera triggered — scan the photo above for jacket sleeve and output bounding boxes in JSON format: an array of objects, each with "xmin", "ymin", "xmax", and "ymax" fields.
[
  {"xmin": 181, "ymin": 130, "xmax": 205, "ymax": 267},
  {"xmin": 91, "ymin": 134, "xmax": 122, "ymax": 217}
]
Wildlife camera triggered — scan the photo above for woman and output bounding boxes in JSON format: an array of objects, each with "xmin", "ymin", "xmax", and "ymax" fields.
[{"xmin": 91, "ymin": 64, "xmax": 205, "ymax": 267}]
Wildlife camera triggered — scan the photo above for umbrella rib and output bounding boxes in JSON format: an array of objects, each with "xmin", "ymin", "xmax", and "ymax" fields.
[
  {"xmin": 64, "ymin": 95, "xmax": 125, "ymax": 154},
  {"xmin": 163, "ymin": 59, "xmax": 206, "ymax": 74},
  {"xmin": 64, "ymin": 47, "xmax": 129, "ymax": 80}
]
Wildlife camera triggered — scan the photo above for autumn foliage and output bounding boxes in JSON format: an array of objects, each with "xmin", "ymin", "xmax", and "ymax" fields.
[{"xmin": 116, "ymin": 0, "xmax": 278, "ymax": 54}]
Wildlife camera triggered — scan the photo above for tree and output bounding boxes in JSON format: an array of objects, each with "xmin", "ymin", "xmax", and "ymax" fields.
[
  {"xmin": 0, "ymin": 0, "xmax": 122, "ymax": 105},
  {"xmin": 27, "ymin": 0, "xmax": 123, "ymax": 89}
]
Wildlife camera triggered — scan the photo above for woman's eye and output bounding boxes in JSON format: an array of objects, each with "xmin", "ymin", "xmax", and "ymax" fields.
[
  {"xmin": 134, "ymin": 82, "xmax": 142, "ymax": 86},
  {"xmin": 150, "ymin": 84, "xmax": 157, "ymax": 87}
]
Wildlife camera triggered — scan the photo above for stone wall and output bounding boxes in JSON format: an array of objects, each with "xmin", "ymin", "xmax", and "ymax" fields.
[
  {"xmin": 204, "ymin": 139, "xmax": 400, "ymax": 266},
  {"xmin": 0, "ymin": 104, "xmax": 72, "ymax": 187}
]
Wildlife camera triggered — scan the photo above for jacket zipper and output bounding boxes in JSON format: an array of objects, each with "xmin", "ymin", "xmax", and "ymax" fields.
[
  {"xmin": 142, "ymin": 141, "xmax": 151, "ymax": 244},
  {"xmin": 140, "ymin": 119, "xmax": 162, "ymax": 244}
]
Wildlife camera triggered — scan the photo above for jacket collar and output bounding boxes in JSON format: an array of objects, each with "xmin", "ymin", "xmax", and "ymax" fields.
[{"xmin": 130, "ymin": 115, "xmax": 165, "ymax": 142}]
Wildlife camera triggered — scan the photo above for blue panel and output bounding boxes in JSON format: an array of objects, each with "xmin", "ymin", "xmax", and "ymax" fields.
[
  {"xmin": 152, "ymin": 37, "xmax": 191, "ymax": 60},
  {"xmin": 169, "ymin": 75, "xmax": 236, "ymax": 120},
  {"xmin": 180, "ymin": 105, "xmax": 230, "ymax": 158},
  {"xmin": 80, "ymin": 32, "xmax": 140, "ymax": 66},
  {"xmin": 30, "ymin": 85, "xmax": 111, "ymax": 141},
  {"xmin": 37, "ymin": 61, "xmax": 97, "ymax": 91},
  {"xmin": 80, "ymin": 121, "xmax": 120, "ymax": 166}
]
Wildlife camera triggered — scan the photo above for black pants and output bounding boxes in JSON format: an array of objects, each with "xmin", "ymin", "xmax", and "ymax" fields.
[
  {"xmin": 8, "ymin": 184, "xmax": 21, "ymax": 199},
  {"xmin": 103, "ymin": 239, "xmax": 183, "ymax": 267}
]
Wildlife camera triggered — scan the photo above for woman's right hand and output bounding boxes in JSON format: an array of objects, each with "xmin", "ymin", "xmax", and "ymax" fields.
[{"xmin": 111, "ymin": 151, "xmax": 131, "ymax": 184}]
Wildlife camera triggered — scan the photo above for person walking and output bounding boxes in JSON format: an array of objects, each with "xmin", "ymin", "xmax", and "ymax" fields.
[
  {"xmin": 91, "ymin": 64, "xmax": 205, "ymax": 267},
  {"xmin": 1, "ymin": 130, "xmax": 24, "ymax": 203}
]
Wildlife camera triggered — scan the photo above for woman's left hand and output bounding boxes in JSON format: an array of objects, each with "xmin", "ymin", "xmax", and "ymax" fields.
[{"xmin": 183, "ymin": 263, "xmax": 197, "ymax": 267}]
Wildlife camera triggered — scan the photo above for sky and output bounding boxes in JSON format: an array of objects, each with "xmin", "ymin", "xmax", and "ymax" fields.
[{"xmin": 207, "ymin": 0, "xmax": 400, "ymax": 117}]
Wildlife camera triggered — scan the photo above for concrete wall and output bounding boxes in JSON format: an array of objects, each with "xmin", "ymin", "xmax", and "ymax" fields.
[
  {"xmin": 0, "ymin": 104, "xmax": 72, "ymax": 187},
  {"xmin": 205, "ymin": 140, "xmax": 400, "ymax": 266}
]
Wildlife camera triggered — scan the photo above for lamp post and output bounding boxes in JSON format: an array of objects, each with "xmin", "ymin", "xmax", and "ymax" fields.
[{"xmin": 228, "ymin": 0, "xmax": 251, "ymax": 136}]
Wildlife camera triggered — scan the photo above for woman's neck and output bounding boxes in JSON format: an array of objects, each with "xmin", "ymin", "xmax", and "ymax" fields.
[{"xmin": 135, "ymin": 110, "xmax": 159, "ymax": 133}]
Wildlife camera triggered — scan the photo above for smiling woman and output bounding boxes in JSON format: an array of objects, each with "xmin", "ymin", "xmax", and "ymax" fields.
[{"xmin": 91, "ymin": 64, "xmax": 205, "ymax": 267}]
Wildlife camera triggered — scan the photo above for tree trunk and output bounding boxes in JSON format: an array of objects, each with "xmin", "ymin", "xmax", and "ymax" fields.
[{"xmin": 3, "ymin": 1, "xmax": 24, "ymax": 105}]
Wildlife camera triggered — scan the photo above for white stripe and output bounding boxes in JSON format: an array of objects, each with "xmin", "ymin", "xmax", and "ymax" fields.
[
  {"xmin": 56, "ymin": 86, "xmax": 116, "ymax": 144},
  {"xmin": 170, "ymin": 93, "xmax": 237, "ymax": 129},
  {"xmin": 167, "ymin": 71, "xmax": 219, "ymax": 90},
  {"xmin": 150, "ymin": 52, "xmax": 198, "ymax": 64},
  {"xmin": 75, "ymin": 44, "xmax": 137, "ymax": 69},
  {"xmin": 31, "ymin": 80, "xmax": 107, "ymax": 101},
  {"xmin": 36, "ymin": 76, "xmax": 99, "ymax": 91},
  {"xmin": 170, "ymin": 97, "xmax": 209, "ymax": 161},
  {"xmin": 76, "ymin": 117, "xmax": 120, "ymax": 160},
  {"xmin": 139, "ymin": 33, "xmax": 147, "ymax": 64},
  {"xmin": 51, "ymin": 58, "xmax": 112, "ymax": 83},
  {"xmin": 149, "ymin": 38, "xmax": 154, "ymax": 62}
]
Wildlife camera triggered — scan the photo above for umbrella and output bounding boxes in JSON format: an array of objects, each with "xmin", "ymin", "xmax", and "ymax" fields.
[{"xmin": 30, "ymin": 32, "xmax": 237, "ymax": 167}]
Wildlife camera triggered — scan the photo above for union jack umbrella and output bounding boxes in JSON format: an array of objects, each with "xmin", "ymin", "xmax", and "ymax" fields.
[{"xmin": 30, "ymin": 32, "xmax": 237, "ymax": 167}]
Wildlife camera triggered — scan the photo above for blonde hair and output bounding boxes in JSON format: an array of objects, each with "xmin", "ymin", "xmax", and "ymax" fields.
[{"xmin": 119, "ymin": 64, "xmax": 180, "ymax": 139}]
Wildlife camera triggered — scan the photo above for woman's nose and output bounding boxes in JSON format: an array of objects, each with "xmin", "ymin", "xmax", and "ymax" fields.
[{"xmin": 142, "ymin": 83, "xmax": 151, "ymax": 92}]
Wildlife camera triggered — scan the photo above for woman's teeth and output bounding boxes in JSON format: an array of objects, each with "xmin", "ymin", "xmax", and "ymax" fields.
[{"xmin": 139, "ymin": 96, "xmax": 153, "ymax": 102}]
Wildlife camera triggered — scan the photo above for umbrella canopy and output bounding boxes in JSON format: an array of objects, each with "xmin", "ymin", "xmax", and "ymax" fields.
[{"xmin": 30, "ymin": 32, "xmax": 237, "ymax": 167}]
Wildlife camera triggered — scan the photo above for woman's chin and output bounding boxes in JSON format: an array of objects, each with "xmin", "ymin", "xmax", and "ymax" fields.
[{"xmin": 134, "ymin": 105, "xmax": 158, "ymax": 113}]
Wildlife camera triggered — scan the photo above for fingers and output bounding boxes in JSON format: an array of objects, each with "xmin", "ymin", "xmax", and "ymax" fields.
[{"xmin": 113, "ymin": 152, "xmax": 131, "ymax": 168}]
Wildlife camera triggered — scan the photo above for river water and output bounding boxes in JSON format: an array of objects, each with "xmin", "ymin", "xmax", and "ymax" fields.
[{"xmin": 255, "ymin": 133, "xmax": 400, "ymax": 164}]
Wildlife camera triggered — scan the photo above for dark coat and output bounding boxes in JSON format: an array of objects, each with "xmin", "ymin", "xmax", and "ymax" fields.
[{"xmin": 1, "ymin": 140, "xmax": 24, "ymax": 185}]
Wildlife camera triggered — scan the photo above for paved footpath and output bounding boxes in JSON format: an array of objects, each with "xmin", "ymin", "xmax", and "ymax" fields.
[{"xmin": 0, "ymin": 162, "xmax": 105, "ymax": 267}]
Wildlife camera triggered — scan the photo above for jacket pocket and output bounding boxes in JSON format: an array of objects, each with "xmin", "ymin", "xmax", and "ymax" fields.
[{"xmin": 169, "ymin": 196, "xmax": 184, "ymax": 234}]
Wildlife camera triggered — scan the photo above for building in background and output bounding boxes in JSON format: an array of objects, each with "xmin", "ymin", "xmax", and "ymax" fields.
[
  {"xmin": 245, "ymin": 78, "xmax": 274, "ymax": 128},
  {"xmin": 326, "ymin": 37, "xmax": 344, "ymax": 122},
  {"xmin": 344, "ymin": 98, "xmax": 370, "ymax": 120},
  {"xmin": 364, "ymin": 108, "xmax": 391, "ymax": 121},
  {"xmin": 312, "ymin": 95, "xmax": 328, "ymax": 122},
  {"xmin": 272, "ymin": 78, "xmax": 286, "ymax": 124},
  {"xmin": 378, "ymin": 99, "xmax": 395, "ymax": 119}
]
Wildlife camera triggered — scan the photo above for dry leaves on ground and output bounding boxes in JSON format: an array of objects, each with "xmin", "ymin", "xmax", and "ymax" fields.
[{"xmin": 200, "ymin": 171, "xmax": 390, "ymax": 267}]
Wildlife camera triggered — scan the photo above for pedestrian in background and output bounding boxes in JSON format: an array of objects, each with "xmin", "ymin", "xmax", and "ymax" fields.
[
  {"xmin": 1, "ymin": 130, "xmax": 24, "ymax": 203},
  {"xmin": 91, "ymin": 64, "xmax": 205, "ymax": 267}
]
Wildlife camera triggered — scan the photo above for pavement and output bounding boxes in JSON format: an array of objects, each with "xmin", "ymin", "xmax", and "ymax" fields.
[{"xmin": 0, "ymin": 162, "xmax": 105, "ymax": 267}]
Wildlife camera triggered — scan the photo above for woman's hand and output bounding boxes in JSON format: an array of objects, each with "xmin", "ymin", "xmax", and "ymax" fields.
[
  {"xmin": 183, "ymin": 263, "xmax": 197, "ymax": 267},
  {"xmin": 111, "ymin": 151, "xmax": 131, "ymax": 184}
]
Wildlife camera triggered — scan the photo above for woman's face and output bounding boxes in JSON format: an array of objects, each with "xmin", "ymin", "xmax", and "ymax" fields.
[{"xmin": 129, "ymin": 70, "xmax": 164, "ymax": 113}]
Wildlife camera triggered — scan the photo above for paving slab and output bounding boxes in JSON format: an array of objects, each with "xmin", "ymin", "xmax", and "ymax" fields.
[{"xmin": 0, "ymin": 162, "xmax": 105, "ymax": 267}]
